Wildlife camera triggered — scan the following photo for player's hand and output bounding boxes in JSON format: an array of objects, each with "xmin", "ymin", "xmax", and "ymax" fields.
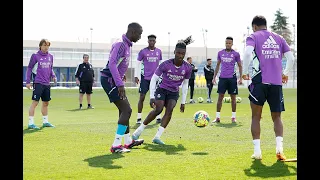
[
  {"xmin": 122, "ymin": 75, "xmax": 126, "ymax": 82},
  {"xmin": 150, "ymin": 98, "xmax": 156, "ymax": 108},
  {"xmin": 76, "ymin": 79, "xmax": 80, "ymax": 85},
  {"xmin": 118, "ymin": 86, "xmax": 126, "ymax": 100},
  {"xmin": 53, "ymin": 77, "xmax": 57, "ymax": 84},
  {"xmin": 135, "ymin": 77, "xmax": 140, "ymax": 84},
  {"xmin": 180, "ymin": 104, "xmax": 185, "ymax": 113},
  {"xmin": 242, "ymin": 74, "xmax": 250, "ymax": 80},
  {"xmin": 282, "ymin": 74, "xmax": 288, "ymax": 84},
  {"xmin": 238, "ymin": 79, "xmax": 243, "ymax": 85},
  {"xmin": 26, "ymin": 83, "xmax": 31, "ymax": 90},
  {"xmin": 212, "ymin": 79, "xmax": 216, "ymax": 85}
]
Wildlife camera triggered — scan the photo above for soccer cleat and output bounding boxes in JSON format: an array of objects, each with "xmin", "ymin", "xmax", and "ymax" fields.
[
  {"xmin": 152, "ymin": 138, "xmax": 165, "ymax": 145},
  {"xmin": 79, "ymin": 106, "xmax": 83, "ymax": 110},
  {"xmin": 206, "ymin": 99, "xmax": 213, "ymax": 103},
  {"xmin": 212, "ymin": 118, "xmax": 220, "ymax": 123},
  {"xmin": 231, "ymin": 117, "xmax": 237, "ymax": 123},
  {"xmin": 251, "ymin": 153, "xmax": 262, "ymax": 160},
  {"xmin": 189, "ymin": 99, "xmax": 195, "ymax": 104},
  {"xmin": 136, "ymin": 118, "xmax": 142, "ymax": 124},
  {"xmin": 43, "ymin": 122, "xmax": 55, "ymax": 128},
  {"xmin": 28, "ymin": 124, "xmax": 40, "ymax": 130},
  {"xmin": 131, "ymin": 133, "xmax": 140, "ymax": 141},
  {"xmin": 276, "ymin": 152, "xmax": 286, "ymax": 161},
  {"xmin": 87, "ymin": 105, "xmax": 94, "ymax": 109},
  {"xmin": 124, "ymin": 139, "xmax": 144, "ymax": 149},
  {"xmin": 156, "ymin": 118, "xmax": 161, "ymax": 124},
  {"xmin": 110, "ymin": 145, "xmax": 130, "ymax": 153}
]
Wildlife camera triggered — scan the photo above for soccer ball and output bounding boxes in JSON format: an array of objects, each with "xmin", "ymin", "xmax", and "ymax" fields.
[
  {"xmin": 236, "ymin": 97, "xmax": 242, "ymax": 103},
  {"xmin": 224, "ymin": 97, "xmax": 231, "ymax": 103},
  {"xmin": 197, "ymin": 97, "xmax": 204, "ymax": 103},
  {"xmin": 193, "ymin": 110, "xmax": 210, "ymax": 127}
]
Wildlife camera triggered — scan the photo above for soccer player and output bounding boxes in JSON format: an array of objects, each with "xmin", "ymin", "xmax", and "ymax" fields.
[
  {"xmin": 132, "ymin": 36, "xmax": 194, "ymax": 145},
  {"xmin": 75, "ymin": 54, "xmax": 95, "ymax": 109},
  {"xmin": 242, "ymin": 15, "xmax": 295, "ymax": 160},
  {"xmin": 212, "ymin": 37, "xmax": 242, "ymax": 123},
  {"xmin": 204, "ymin": 58, "xmax": 214, "ymax": 103},
  {"xmin": 134, "ymin": 34, "xmax": 163, "ymax": 124},
  {"xmin": 100, "ymin": 22, "xmax": 144, "ymax": 153},
  {"xmin": 187, "ymin": 57, "xmax": 198, "ymax": 104},
  {"xmin": 25, "ymin": 39, "xmax": 57, "ymax": 129}
]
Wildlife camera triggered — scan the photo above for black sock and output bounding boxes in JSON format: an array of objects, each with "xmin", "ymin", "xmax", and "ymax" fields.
[
  {"xmin": 88, "ymin": 104, "xmax": 91, "ymax": 107},
  {"xmin": 80, "ymin": 104, "xmax": 82, "ymax": 107}
]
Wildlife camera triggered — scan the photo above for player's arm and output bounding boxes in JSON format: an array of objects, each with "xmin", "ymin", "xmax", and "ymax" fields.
[
  {"xmin": 150, "ymin": 63, "xmax": 165, "ymax": 99},
  {"xmin": 242, "ymin": 36, "xmax": 255, "ymax": 80},
  {"xmin": 181, "ymin": 79, "xmax": 189, "ymax": 105},
  {"xmin": 50, "ymin": 56, "xmax": 56, "ymax": 83},
  {"xmin": 236, "ymin": 53, "xmax": 243, "ymax": 83},
  {"xmin": 135, "ymin": 50, "xmax": 143, "ymax": 78},
  {"xmin": 192, "ymin": 65, "xmax": 198, "ymax": 72},
  {"xmin": 25, "ymin": 54, "xmax": 37, "ymax": 89},
  {"xmin": 213, "ymin": 53, "xmax": 221, "ymax": 81},
  {"xmin": 75, "ymin": 63, "xmax": 81, "ymax": 84},
  {"xmin": 281, "ymin": 37, "xmax": 295, "ymax": 77},
  {"xmin": 108, "ymin": 42, "xmax": 125, "ymax": 87}
]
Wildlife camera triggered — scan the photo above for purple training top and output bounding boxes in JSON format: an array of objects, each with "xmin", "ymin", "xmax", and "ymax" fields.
[
  {"xmin": 25, "ymin": 50, "xmax": 56, "ymax": 85},
  {"xmin": 137, "ymin": 47, "xmax": 162, "ymax": 80},
  {"xmin": 217, "ymin": 49, "xmax": 241, "ymax": 78},
  {"xmin": 155, "ymin": 59, "xmax": 192, "ymax": 92},
  {"xmin": 246, "ymin": 30, "xmax": 291, "ymax": 85},
  {"xmin": 100, "ymin": 34, "xmax": 132, "ymax": 87}
]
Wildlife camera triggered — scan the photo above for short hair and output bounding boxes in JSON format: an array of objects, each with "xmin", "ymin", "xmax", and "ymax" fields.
[
  {"xmin": 128, "ymin": 22, "xmax": 142, "ymax": 30},
  {"xmin": 176, "ymin": 35, "xmax": 194, "ymax": 49},
  {"xmin": 39, "ymin": 39, "xmax": 50, "ymax": 47},
  {"xmin": 207, "ymin": 58, "xmax": 212, "ymax": 61},
  {"xmin": 83, "ymin": 54, "xmax": 89, "ymax": 58},
  {"xmin": 226, "ymin": 36, "xmax": 233, "ymax": 41},
  {"xmin": 252, "ymin": 15, "xmax": 267, "ymax": 27},
  {"xmin": 187, "ymin": 57, "xmax": 192, "ymax": 60},
  {"xmin": 148, "ymin": 34, "xmax": 156, "ymax": 39}
]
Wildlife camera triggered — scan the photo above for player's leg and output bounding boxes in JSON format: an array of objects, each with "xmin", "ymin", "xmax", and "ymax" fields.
[
  {"xmin": 137, "ymin": 75, "xmax": 148, "ymax": 124},
  {"xmin": 152, "ymin": 98, "xmax": 177, "ymax": 145},
  {"xmin": 28, "ymin": 83, "xmax": 41, "ymax": 129},
  {"xmin": 78, "ymin": 82, "xmax": 85, "ymax": 109},
  {"xmin": 189, "ymin": 79, "xmax": 195, "ymax": 103},
  {"xmin": 41, "ymin": 85, "xmax": 55, "ymax": 128},
  {"xmin": 248, "ymin": 83, "xmax": 267, "ymax": 159},
  {"xmin": 229, "ymin": 78, "xmax": 238, "ymax": 123},
  {"xmin": 114, "ymin": 99, "xmax": 144, "ymax": 150},
  {"xmin": 132, "ymin": 88, "xmax": 165, "ymax": 140},
  {"xmin": 86, "ymin": 82, "xmax": 94, "ymax": 109},
  {"xmin": 213, "ymin": 78, "xmax": 227, "ymax": 123},
  {"xmin": 206, "ymin": 79, "xmax": 213, "ymax": 103},
  {"xmin": 267, "ymin": 85, "xmax": 286, "ymax": 160}
]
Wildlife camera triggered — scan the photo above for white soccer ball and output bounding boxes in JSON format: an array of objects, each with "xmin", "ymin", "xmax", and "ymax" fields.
[{"xmin": 197, "ymin": 97, "xmax": 204, "ymax": 103}]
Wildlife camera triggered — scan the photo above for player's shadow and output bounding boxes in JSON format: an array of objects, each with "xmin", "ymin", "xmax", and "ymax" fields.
[
  {"xmin": 192, "ymin": 152, "xmax": 209, "ymax": 156},
  {"xmin": 212, "ymin": 122, "xmax": 243, "ymax": 128},
  {"xmin": 244, "ymin": 159, "xmax": 297, "ymax": 178},
  {"xmin": 23, "ymin": 128, "xmax": 43, "ymax": 135},
  {"xmin": 66, "ymin": 108, "xmax": 89, "ymax": 112},
  {"xmin": 143, "ymin": 143, "xmax": 186, "ymax": 155},
  {"xmin": 83, "ymin": 154, "xmax": 124, "ymax": 169}
]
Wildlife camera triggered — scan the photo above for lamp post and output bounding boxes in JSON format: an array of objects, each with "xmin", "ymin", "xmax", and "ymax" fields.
[
  {"xmin": 90, "ymin": 28, "xmax": 93, "ymax": 64},
  {"xmin": 168, "ymin": 32, "xmax": 170, "ymax": 59}
]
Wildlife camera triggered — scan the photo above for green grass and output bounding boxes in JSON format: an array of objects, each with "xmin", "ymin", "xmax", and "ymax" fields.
[{"xmin": 23, "ymin": 88, "xmax": 297, "ymax": 180}]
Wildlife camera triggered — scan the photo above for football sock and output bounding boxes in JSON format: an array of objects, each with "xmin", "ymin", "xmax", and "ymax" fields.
[
  {"xmin": 43, "ymin": 116, "xmax": 48, "ymax": 123},
  {"xmin": 156, "ymin": 114, "xmax": 161, "ymax": 119},
  {"xmin": 137, "ymin": 113, "xmax": 142, "ymax": 119},
  {"xmin": 253, "ymin": 139, "xmax": 261, "ymax": 154},
  {"xmin": 124, "ymin": 133, "xmax": 133, "ymax": 145},
  {"xmin": 232, "ymin": 112, "xmax": 236, "ymax": 118},
  {"xmin": 276, "ymin": 136, "xmax": 283, "ymax": 153},
  {"xmin": 112, "ymin": 124, "xmax": 127, "ymax": 147},
  {"xmin": 28, "ymin": 116, "xmax": 34, "ymax": 125},
  {"xmin": 216, "ymin": 112, "xmax": 220, "ymax": 118},
  {"xmin": 154, "ymin": 126, "xmax": 165, "ymax": 139}
]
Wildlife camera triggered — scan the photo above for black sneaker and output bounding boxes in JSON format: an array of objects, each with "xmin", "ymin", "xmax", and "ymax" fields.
[
  {"xmin": 136, "ymin": 118, "xmax": 142, "ymax": 124},
  {"xmin": 156, "ymin": 118, "xmax": 161, "ymax": 123}
]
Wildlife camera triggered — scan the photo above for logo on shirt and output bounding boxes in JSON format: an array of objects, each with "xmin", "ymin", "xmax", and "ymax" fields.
[
  {"xmin": 181, "ymin": 70, "xmax": 185, "ymax": 75},
  {"xmin": 157, "ymin": 94, "xmax": 161, "ymax": 98},
  {"xmin": 262, "ymin": 36, "xmax": 280, "ymax": 49},
  {"xmin": 231, "ymin": 54, "xmax": 234, "ymax": 57},
  {"xmin": 262, "ymin": 36, "xmax": 281, "ymax": 59}
]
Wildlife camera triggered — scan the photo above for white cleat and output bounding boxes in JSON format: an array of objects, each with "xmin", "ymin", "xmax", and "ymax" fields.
[{"xmin": 251, "ymin": 153, "xmax": 262, "ymax": 160}]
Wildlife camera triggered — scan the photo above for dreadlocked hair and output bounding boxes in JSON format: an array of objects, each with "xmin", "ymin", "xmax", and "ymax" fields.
[{"xmin": 175, "ymin": 35, "xmax": 194, "ymax": 49}]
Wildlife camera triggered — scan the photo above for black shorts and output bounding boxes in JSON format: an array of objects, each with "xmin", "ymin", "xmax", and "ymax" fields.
[
  {"xmin": 79, "ymin": 81, "xmax": 93, "ymax": 94},
  {"xmin": 101, "ymin": 76, "xmax": 120, "ymax": 103},
  {"xmin": 32, "ymin": 83, "xmax": 51, "ymax": 101},
  {"xmin": 155, "ymin": 87, "xmax": 179, "ymax": 105},
  {"xmin": 248, "ymin": 83, "xmax": 285, "ymax": 112},
  {"xmin": 139, "ymin": 75, "xmax": 151, "ymax": 94},
  {"xmin": 217, "ymin": 77, "xmax": 238, "ymax": 95}
]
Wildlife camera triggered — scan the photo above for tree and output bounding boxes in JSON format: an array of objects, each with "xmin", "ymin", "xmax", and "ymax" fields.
[{"xmin": 270, "ymin": 9, "xmax": 293, "ymax": 46}]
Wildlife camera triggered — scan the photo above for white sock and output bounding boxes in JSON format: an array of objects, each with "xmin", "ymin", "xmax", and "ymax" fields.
[
  {"xmin": 253, "ymin": 139, "xmax": 261, "ymax": 154},
  {"xmin": 156, "ymin": 114, "xmax": 161, "ymax": 119},
  {"xmin": 154, "ymin": 126, "xmax": 165, "ymax": 139},
  {"xmin": 137, "ymin": 113, "xmax": 142, "ymax": 119},
  {"xmin": 112, "ymin": 134, "xmax": 123, "ymax": 147},
  {"xmin": 232, "ymin": 112, "xmax": 236, "ymax": 118},
  {"xmin": 124, "ymin": 133, "xmax": 133, "ymax": 145},
  {"xmin": 43, "ymin": 116, "xmax": 48, "ymax": 123},
  {"xmin": 216, "ymin": 112, "xmax": 220, "ymax": 118},
  {"xmin": 28, "ymin": 116, "xmax": 34, "ymax": 125},
  {"xmin": 133, "ymin": 124, "xmax": 147, "ymax": 136},
  {"xmin": 276, "ymin": 136, "xmax": 283, "ymax": 153}
]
